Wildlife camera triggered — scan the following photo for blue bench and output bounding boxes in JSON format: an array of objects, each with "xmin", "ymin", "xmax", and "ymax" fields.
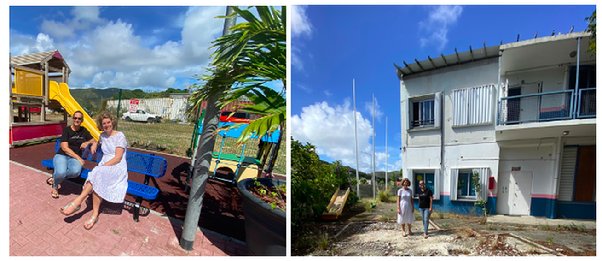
[{"xmin": 42, "ymin": 139, "xmax": 168, "ymax": 222}]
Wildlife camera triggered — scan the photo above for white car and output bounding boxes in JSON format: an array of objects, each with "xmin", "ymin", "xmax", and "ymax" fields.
[{"xmin": 122, "ymin": 109, "xmax": 161, "ymax": 123}]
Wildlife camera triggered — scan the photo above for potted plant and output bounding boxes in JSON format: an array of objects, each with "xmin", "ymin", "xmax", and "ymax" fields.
[{"xmin": 237, "ymin": 178, "xmax": 286, "ymax": 255}]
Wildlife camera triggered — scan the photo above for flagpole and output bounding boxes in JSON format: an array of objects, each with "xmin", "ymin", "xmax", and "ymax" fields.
[
  {"xmin": 372, "ymin": 94, "xmax": 376, "ymax": 199},
  {"xmin": 385, "ymin": 116, "xmax": 388, "ymax": 192},
  {"xmin": 352, "ymin": 79, "xmax": 360, "ymax": 198}
]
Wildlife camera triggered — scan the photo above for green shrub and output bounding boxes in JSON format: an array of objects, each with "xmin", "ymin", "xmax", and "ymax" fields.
[
  {"xmin": 291, "ymin": 139, "xmax": 356, "ymax": 230},
  {"xmin": 377, "ymin": 190, "xmax": 392, "ymax": 203}
]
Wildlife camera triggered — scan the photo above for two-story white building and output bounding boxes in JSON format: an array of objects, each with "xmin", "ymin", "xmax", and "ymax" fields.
[{"xmin": 397, "ymin": 32, "xmax": 595, "ymax": 219}]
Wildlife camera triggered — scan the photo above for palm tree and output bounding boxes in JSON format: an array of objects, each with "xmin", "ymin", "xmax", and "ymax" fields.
[{"xmin": 188, "ymin": 6, "xmax": 286, "ymax": 173}]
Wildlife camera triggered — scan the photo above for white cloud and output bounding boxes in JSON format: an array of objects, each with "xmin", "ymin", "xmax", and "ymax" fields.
[
  {"xmin": 291, "ymin": 6, "xmax": 312, "ymax": 38},
  {"xmin": 11, "ymin": 6, "xmax": 224, "ymax": 90},
  {"xmin": 10, "ymin": 33, "xmax": 55, "ymax": 55},
  {"xmin": 418, "ymin": 5, "xmax": 463, "ymax": 52},
  {"xmin": 41, "ymin": 6, "xmax": 105, "ymax": 39},
  {"xmin": 291, "ymin": 6, "xmax": 312, "ymax": 72},
  {"xmin": 292, "ymin": 100, "xmax": 378, "ymax": 172}
]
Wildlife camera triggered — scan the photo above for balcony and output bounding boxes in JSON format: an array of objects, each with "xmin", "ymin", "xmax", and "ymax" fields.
[{"xmin": 498, "ymin": 88, "xmax": 596, "ymax": 125}]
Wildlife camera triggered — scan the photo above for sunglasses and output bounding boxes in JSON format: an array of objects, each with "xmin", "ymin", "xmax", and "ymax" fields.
[{"xmin": 73, "ymin": 117, "xmax": 83, "ymax": 120}]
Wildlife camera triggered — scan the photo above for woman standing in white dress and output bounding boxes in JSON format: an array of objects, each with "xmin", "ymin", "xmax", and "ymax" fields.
[
  {"xmin": 397, "ymin": 178, "xmax": 415, "ymax": 237},
  {"xmin": 60, "ymin": 111, "xmax": 128, "ymax": 230}
]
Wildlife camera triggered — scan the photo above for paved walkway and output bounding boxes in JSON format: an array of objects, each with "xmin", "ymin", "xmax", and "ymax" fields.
[
  {"xmin": 9, "ymin": 161, "xmax": 248, "ymax": 256},
  {"xmin": 487, "ymin": 215, "xmax": 596, "ymax": 229}
]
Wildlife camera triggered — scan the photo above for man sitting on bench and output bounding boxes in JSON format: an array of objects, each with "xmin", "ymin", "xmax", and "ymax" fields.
[{"xmin": 47, "ymin": 110, "xmax": 96, "ymax": 199}]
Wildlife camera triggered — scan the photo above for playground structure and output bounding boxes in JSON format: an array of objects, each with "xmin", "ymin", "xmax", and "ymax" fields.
[
  {"xmin": 188, "ymin": 121, "xmax": 282, "ymax": 186},
  {"xmin": 210, "ymin": 122, "xmax": 281, "ymax": 184},
  {"xmin": 321, "ymin": 188, "xmax": 351, "ymax": 221},
  {"xmin": 10, "ymin": 50, "xmax": 99, "ymax": 146}
]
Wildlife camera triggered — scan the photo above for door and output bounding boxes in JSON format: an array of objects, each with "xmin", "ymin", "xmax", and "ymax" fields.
[
  {"xmin": 507, "ymin": 88, "xmax": 521, "ymax": 123},
  {"xmin": 574, "ymin": 146, "xmax": 596, "ymax": 201},
  {"xmin": 509, "ymin": 171, "xmax": 533, "ymax": 215},
  {"xmin": 497, "ymin": 171, "xmax": 510, "ymax": 214}
]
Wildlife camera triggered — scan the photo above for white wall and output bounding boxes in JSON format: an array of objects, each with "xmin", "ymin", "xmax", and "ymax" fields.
[
  {"xmin": 443, "ymin": 142, "xmax": 500, "ymax": 195},
  {"xmin": 401, "ymin": 58, "xmax": 499, "ymax": 171},
  {"xmin": 499, "ymin": 141, "xmax": 557, "ymax": 196},
  {"xmin": 106, "ymin": 97, "xmax": 189, "ymax": 121}
]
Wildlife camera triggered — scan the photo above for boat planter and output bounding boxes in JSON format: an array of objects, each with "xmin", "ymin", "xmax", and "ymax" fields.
[{"xmin": 237, "ymin": 178, "xmax": 286, "ymax": 256}]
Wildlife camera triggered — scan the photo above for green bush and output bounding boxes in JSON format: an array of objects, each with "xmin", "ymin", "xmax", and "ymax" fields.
[
  {"xmin": 377, "ymin": 190, "xmax": 392, "ymax": 203},
  {"xmin": 291, "ymin": 139, "xmax": 356, "ymax": 230}
]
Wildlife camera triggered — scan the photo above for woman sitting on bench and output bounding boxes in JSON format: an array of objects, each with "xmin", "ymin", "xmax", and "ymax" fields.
[
  {"xmin": 60, "ymin": 111, "xmax": 129, "ymax": 230},
  {"xmin": 47, "ymin": 110, "xmax": 95, "ymax": 199}
]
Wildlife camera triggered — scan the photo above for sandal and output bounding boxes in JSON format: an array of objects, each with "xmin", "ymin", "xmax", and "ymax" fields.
[
  {"xmin": 51, "ymin": 189, "xmax": 59, "ymax": 199},
  {"xmin": 83, "ymin": 216, "xmax": 98, "ymax": 230},
  {"xmin": 60, "ymin": 202, "xmax": 81, "ymax": 216},
  {"xmin": 46, "ymin": 177, "xmax": 54, "ymax": 186}
]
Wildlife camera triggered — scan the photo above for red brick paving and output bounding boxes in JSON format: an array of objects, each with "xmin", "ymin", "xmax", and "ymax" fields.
[
  {"xmin": 10, "ymin": 141, "xmax": 247, "ymax": 242},
  {"xmin": 9, "ymin": 161, "xmax": 248, "ymax": 256}
]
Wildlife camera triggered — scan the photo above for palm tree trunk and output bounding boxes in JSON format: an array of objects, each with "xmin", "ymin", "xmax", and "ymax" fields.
[
  {"xmin": 180, "ymin": 6, "xmax": 236, "ymax": 251},
  {"xmin": 179, "ymin": 92, "xmax": 221, "ymax": 250}
]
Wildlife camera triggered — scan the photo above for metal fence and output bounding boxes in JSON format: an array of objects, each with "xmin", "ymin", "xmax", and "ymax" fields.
[
  {"xmin": 498, "ymin": 89, "xmax": 596, "ymax": 125},
  {"xmin": 353, "ymin": 182, "xmax": 400, "ymax": 200}
]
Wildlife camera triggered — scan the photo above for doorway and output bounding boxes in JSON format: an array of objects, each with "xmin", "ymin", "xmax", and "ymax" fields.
[{"xmin": 498, "ymin": 171, "xmax": 533, "ymax": 215}]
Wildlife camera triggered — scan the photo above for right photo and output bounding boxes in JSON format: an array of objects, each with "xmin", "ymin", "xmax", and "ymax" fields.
[{"xmin": 291, "ymin": 5, "xmax": 596, "ymax": 256}]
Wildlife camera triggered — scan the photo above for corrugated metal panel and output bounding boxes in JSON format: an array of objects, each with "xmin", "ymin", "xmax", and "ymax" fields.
[{"xmin": 558, "ymin": 147, "xmax": 578, "ymax": 201}]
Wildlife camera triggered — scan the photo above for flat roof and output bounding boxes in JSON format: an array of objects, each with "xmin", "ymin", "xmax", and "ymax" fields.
[{"xmin": 395, "ymin": 31, "xmax": 591, "ymax": 79}]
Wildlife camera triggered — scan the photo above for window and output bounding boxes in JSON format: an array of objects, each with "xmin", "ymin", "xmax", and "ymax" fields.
[
  {"xmin": 450, "ymin": 168, "xmax": 489, "ymax": 201},
  {"xmin": 452, "ymin": 84, "xmax": 494, "ymax": 126},
  {"xmin": 408, "ymin": 169, "xmax": 440, "ymax": 200},
  {"xmin": 409, "ymin": 93, "xmax": 440, "ymax": 129},
  {"xmin": 413, "ymin": 171, "xmax": 435, "ymax": 196},
  {"xmin": 568, "ymin": 65, "xmax": 596, "ymax": 89},
  {"xmin": 457, "ymin": 170, "xmax": 477, "ymax": 199}
]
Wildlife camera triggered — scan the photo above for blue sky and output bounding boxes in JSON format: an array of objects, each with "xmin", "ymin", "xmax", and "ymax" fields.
[
  {"xmin": 10, "ymin": 6, "xmax": 227, "ymax": 91},
  {"xmin": 291, "ymin": 5, "xmax": 595, "ymax": 173}
]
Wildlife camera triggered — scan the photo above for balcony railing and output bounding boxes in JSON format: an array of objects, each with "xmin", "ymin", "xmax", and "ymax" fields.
[{"xmin": 498, "ymin": 88, "xmax": 596, "ymax": 125}]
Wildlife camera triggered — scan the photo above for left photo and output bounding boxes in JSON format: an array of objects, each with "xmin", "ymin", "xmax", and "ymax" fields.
[{"xmin": 9, "ymin": 6, "xmax": 286, "ymax": 256}]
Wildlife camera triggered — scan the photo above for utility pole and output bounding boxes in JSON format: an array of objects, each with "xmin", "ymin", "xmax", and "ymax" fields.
[
  {"xmin": 352, "ymin": 79, "xmax": 360, "ymax": 198},
  {"xmin": 180, "ymin": 6, "xmax": 236, "ymax": 251}
]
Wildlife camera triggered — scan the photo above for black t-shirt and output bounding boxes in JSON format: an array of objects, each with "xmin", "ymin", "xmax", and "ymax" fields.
[
  {"xmin": 417, "ymin": 188, "xmax": 433, "ymax": 209},
  {"xmin": 58, "ymin": 126, "xmax": 92, "ymax": 157}
]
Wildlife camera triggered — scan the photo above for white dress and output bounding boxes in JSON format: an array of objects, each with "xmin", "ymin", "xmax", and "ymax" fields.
[
  {"xmin": 86, "ymin": 131, "xmax": 128, "ymax": 203},
  {"xmin": 397, "ymin": 188, "xmax": 415, "ymax": 224}
]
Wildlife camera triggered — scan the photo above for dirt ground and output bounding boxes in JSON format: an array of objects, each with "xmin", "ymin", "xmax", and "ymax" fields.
[{"xmin": 294, "ymin": 201, "xmax": 596, "ymax": 256}]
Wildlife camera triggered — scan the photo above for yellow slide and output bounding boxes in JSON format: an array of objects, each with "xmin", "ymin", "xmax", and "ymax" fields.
[
  {"xmin": 48, "ymin": 81, "xmax": 100, "ymax": 140},
  {"xmin": 321, "ymin": 188, "xmax": 351, "ymax": 221}
]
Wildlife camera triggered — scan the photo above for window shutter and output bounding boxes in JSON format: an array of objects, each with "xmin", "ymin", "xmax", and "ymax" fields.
[
  {"xmin": 453, "ymin": 89, "xmax": 468, "ymax": 126},
  {"xmin": 434, "ymin": 92, "xmax": 441, "ymax": 128},
  {"xmin": 407, "ymin": 170, "xmax": 415, "ymax": 197},
  {"xmin": 434, "ymin": 168, "xmax": 441, "ymax": 200},
  {"xmin": 450, "ymin": 168, "xmax": 458, "ymax": 200},
  {"xmin": 406, "ymin": 98, "xmax": 411, "ymax": 131},
  {"xmin": 477, "ymin": 168, "xmax": 489, "ymax": 202}
]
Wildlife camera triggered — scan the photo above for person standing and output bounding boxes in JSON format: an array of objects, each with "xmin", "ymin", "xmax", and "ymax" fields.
[
  {"xmin": 47, "ymin": 111, "xmax": 96, "ymax": 198},
  {"xmin": 417, "ymin": 180, "xmax": 433, "ymax": 238},
  {"xmin": 397, "ymin": 178, "xmax": 414, "ymax": 237}
]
